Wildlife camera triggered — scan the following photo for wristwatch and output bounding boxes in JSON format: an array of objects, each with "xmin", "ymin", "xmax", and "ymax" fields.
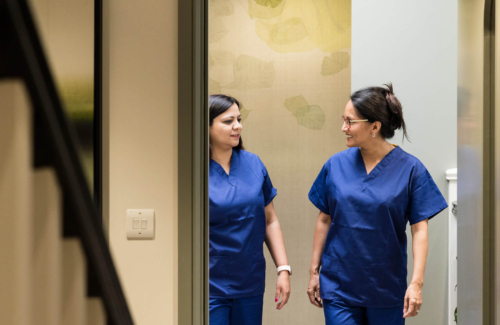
[{"xmin": 276, "ymin": 265, "xmax": 292, "ymax": 275}]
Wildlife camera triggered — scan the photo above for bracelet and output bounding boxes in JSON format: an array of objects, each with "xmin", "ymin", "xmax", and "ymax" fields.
[{"xmin": 277, "ymin": 265, "xmax": 292, "ymax": 275}]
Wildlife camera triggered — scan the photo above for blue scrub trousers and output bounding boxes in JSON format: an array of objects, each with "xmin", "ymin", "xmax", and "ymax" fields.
[
  {"xmin": 323, "ymin": 299, "xmax": 405, "ymax": 325},
  {"xmin": 209, "ymin": 294, "xmax": 264, "ymax": 325}
]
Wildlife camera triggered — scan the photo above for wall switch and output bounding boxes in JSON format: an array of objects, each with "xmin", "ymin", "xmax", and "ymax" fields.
[{"xmin": 126, "ymin": 209, "xmax": 155, "ymax": 239}]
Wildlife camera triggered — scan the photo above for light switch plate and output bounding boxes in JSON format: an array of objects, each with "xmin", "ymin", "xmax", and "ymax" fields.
[{"xmin": 126, "ymin": 209, "xmax": 155, "ymax": 239}]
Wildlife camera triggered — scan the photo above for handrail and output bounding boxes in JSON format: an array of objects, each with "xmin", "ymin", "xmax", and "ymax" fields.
[{"xmin": 0, "ymin": 0, "xmax": 133, "ymax": 324}]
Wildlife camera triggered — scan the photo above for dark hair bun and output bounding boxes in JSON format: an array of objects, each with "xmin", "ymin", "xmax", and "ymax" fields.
[
  {"xmin": 383, "ymin": 83, "xmax": 406, "ymax": 134},
  {"xmin": 351, "ymin": 83, "xmax": 409, "ymax": 141}
]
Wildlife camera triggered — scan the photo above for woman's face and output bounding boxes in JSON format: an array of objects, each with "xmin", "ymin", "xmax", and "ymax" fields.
[
  {"xmin": 209, "ymin": 103, "xmax": 242, "ymax": 149},
  {"xmin": 342, "ymin": 100, "xmax": 374, "ymax": 148}
]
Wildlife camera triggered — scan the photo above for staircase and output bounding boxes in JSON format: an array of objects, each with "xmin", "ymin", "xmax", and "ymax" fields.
[{"xmin": 0, "ymin": 0, "xmax": 133, "ymax": 324}]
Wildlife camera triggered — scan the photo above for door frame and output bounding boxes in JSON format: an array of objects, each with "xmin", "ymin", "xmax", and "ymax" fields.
[{"xmin": 178, "ymin": 0, "xmax": 209, "ymax": 324}]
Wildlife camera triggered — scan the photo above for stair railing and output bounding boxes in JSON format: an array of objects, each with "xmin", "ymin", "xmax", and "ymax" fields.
[{"xmin": 0, "ymin": 0, "xmax": 133, "ymax": 324}]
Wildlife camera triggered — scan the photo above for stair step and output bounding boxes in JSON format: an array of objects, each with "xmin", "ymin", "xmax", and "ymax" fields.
[
  {"xmin": 0, "ymin": 80, "xmax": 33, "ymax": 325},
  {"xmin": 62, "ymin": 239, "xmax": 87, "ymax": 325},
  {"xmin": 33, "ymin": 168, "xmax": 63, "ymax": 325}
]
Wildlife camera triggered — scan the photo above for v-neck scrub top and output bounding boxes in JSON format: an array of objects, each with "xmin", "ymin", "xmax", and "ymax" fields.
[
  {"xmin": 309, "ymin": 146, "xmax": 448, "ymax": 308},
  {"xmin": 209, "ymin": 149, "xmax": 277, "ymax": 299}
]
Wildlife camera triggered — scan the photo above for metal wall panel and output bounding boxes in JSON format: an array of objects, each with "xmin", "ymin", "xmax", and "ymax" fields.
[
  {"xmin": 494, "ymin": 0, "xmax": 500, "ymax": 323},
  {"xmin": 458, "ymin": 0, "xmax": 487, "ymax": 324}
]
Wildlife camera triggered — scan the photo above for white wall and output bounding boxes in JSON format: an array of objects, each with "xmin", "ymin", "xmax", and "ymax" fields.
[
  {"xmin": 102, "ymin": 1, "xmax": 178, "ymax": 324},
  {"xmin": 352, "ymin": 1, "xmax": 457, "ymax": 324}
]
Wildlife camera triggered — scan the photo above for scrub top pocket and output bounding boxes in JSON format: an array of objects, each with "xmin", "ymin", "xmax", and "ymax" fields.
[
  {"xmin": 226, "ymin": 254, "xmax": 266, "ymax": 295},
  {"xmin": 209, "ymin": 256, "xmax": 229, "ymax": 297},
  {"xmin": 369, "ymin": 264, "xmax": 406, "ymax": 304},
  {"xmin": 337, "ymin": 263, "xmax": 406, "ymax": 307},
  {"xmin": 319, "ymin": 254, "xmax": 340, "ymax": 298},
  {"xmin": 250, "ymin": 255, "xmax": 266, "ymax": 291}
]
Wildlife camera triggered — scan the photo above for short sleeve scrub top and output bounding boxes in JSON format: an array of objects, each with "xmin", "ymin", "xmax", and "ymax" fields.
[
  {"xmin": 209, "ymin": 149, "xmax": 277, "ymax": 299},
  {"xmin": 309, "ymin": 146, "xmax": 448, "ymax": 308}
]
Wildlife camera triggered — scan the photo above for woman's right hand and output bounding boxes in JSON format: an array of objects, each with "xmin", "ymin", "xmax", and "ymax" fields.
[
  {"xmin": 307, "ymin": 272, "xmax": 322, "ymax": 308},
  {"xmin": 307, "ymin": 212, "xmax": 330, "ymax": 309}
]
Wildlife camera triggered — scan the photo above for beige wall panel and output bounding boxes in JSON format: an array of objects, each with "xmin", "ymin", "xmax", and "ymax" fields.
[
  {"xmin": 0, "ymin": 80, "xmax": 33, "ymax": 325},
  {"xmin": 62, "ymin": 239, "xmax": 87, "ymax": 325},
  {"xmin": 209, "ymin": 1, "xmax": 351, "ymax": 323},
  {"xmin": 87, "ymin": 298, "xmax": 106, "ymax": 325},
  {"xmin": 28, "ymin": 0, "xmax": 94, "ymax": 81},
  {"xmin": 33, "ymin": 168, "xmax": 63, "ymax": 325},
  {"xmin": 103, "ymin": 0, "xmax": 179, "ymax": 324}
]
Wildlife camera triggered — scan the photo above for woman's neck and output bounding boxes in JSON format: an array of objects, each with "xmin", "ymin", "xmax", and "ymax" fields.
[
  {"xmin": 211, "ymin": 145, "xmax": 233, "ymax": 162},
  {"xmin": 359, "ymin": 140, "xmax": 394, "ymax": 162}
]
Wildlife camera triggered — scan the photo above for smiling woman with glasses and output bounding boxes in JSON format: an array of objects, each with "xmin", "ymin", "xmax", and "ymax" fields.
[{"xmin": 306, "ymin": 84, "xmax": 448, "ymax": 325}]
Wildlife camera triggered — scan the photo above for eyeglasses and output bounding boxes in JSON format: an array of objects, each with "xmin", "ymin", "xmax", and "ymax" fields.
[{"xmin": 342, "ymin": 116, "xmax": 368, "ymax": 130}]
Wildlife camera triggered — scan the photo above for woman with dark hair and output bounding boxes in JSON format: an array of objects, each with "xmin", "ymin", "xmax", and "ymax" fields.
[
  {"xmin": 208, "ymin": 94, "xmax": 291, "ymax": 325},
  {"xmin": 306, "ymin": 84, "xmax": 447, "ymax": 325}
]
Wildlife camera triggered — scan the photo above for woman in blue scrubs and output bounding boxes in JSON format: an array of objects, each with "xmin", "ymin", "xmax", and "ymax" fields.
[
  {"xmin": 209, "ymin": 94, "xmax": 291, "ymax": 325},
  {"xmin": 307, "ymin": 84, "xmax": 448, "ymax": 325}
]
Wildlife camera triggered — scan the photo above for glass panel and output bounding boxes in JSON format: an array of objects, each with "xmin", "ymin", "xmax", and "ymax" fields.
[
  {"xmin": 30, "ymin": 0, "xmax": 95, "ymax": 192},
  {"xmin": 209, "ymin": 1, "xmax": 351, "ymax": 323},
  {"xmin": 457, "ymin": 0, "xmax": 487, "ymax": 323}
]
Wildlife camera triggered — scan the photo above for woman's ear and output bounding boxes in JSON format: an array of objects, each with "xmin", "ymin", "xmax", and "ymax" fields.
[{"xmin": 373, "ymin": 121, "xmax": 381, "ymax": 132}]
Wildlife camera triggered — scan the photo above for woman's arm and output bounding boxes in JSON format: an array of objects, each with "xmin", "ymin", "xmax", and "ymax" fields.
[
  {"xmin": 307, "ymin": 211, "xmax": 331, "ymax": 308},
  {"xmin": 264, "ymin": 201, "xmax": 290, "ymax": 310},
  {"xmin": 403, "ymin": 219, "xmax": 429, "ymax": 318}
]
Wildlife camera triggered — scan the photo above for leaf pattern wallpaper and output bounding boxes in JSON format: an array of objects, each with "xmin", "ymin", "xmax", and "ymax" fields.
[{"xmin": 209, "ymin": 0, "xmax": 351, "ymax": 323}]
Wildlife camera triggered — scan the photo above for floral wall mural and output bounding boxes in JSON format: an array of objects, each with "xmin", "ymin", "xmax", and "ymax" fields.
[{"xmin": 209, "ymin": 0, "xmax": 351, "ymax": 323}]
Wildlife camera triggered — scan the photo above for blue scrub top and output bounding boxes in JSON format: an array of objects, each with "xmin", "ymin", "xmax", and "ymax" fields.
[
  {"xmin": 209, "ymin": 149, "xmax": 277, "ymax": 299},
  {"xmin": 309, "ymin": 146, "xmax": 448, "ymax": 308}
]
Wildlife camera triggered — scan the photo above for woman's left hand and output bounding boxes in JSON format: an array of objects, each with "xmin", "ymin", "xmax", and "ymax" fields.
[
  {"xmin": 275, "ymin": 272, "xmax": 291, "ymax": 310},
  {"xmin": 403, "ymin": 282, "xmax": 423, "ymax": 318}
]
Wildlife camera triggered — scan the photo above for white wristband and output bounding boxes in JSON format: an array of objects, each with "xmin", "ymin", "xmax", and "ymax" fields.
[{"xmin": 277, "ymin": 265, "xmax": 292, "ymax": 275}]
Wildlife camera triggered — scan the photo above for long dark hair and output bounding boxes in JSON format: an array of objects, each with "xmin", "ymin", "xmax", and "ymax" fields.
[
  {"xmin": 350, "ymin": 83, "xmax": 409, "ymax": 142},
  {"xmin": 209, "ymin": 94, "xmax": 244, "ymax": 150}
]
